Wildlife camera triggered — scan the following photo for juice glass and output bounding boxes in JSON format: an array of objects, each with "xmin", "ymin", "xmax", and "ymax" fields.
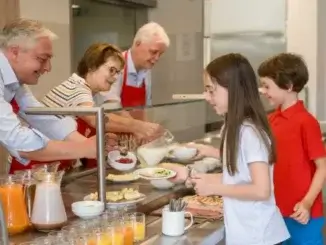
[
  {"xmin": 130, "ymin": 212, "xmax": 146, "ymax": 242},
  {"xmin": 102, "ymin": 226, "xmax": 124, "ymax": 245},
  {"xmin": 86, "ymin": 232, "xmax": 113, "ymax": 245},
  {"xmin": 121, "ymin": 215, "xmax": 134, "ymax": 245}
]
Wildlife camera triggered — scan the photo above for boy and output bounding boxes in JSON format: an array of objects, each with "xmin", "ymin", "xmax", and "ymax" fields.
[{"xmin": 258, "ymin": 53, "xmax": 326, "ymax": 245}]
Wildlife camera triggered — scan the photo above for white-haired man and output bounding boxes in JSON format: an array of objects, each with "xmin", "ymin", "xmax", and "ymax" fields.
[
  {"xmin": 0, "ymin": 19, "xmax": 114, "ymax": 173},
  {"xmin": 94, "ymin": 22, "xmax": 169, "ymax": 108}
]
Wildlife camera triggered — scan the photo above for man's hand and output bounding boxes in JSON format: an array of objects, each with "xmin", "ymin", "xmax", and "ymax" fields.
[{"xmin": 133, "ymin": 121, "xmax": 164, "ymax": 144}]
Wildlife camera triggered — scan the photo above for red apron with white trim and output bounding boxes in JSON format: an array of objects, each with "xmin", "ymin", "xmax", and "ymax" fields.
[{"xmin": 120, "ymin": 51, "xmax": 146, "ymax": 120}]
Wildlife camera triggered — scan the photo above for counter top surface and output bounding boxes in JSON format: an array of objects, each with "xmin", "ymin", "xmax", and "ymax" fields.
[
  {"xmin": 9, "ymin": 130, "xmax": 223, "ymax": 244},
  {"xmin": 9, "ymin": 168, "xmax": 223, "ymax": 244}
]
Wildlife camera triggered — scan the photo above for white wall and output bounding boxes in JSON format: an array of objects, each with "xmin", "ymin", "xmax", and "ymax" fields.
[
  {"xmin": 19, "ymin": 0, "xmax": 72, "ymax": 99},
  {"xmin": 210, "ymin": 0, "xmax": 286, "ymax": 34},
  {"xmin": 286, "ymin": 0, "xmax": 318, "ymax": 117}
]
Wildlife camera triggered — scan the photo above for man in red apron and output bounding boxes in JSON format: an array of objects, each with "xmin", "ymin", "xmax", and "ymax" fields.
[
  {"xmin": 0, "ymin": 19, "xmax": 100, "ymax": 174},
  {"xmin": 9, "ymin": 100, "xmax": 77, "ymax": 173},
  {"xmin": 95, "ymin": 22, "xmax": 170, "ymax": 115}
]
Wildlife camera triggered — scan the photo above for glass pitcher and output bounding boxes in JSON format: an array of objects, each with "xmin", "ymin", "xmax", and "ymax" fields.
[
  {"xmin": 137, "ymin": 130, "xmax": 174, "ymax": 166},
  {"xmin": 14, "ymin": 170, "xmax": 37, "ymax": 220},
  {"xmin": 31, "ymin": 171, "xmax": 67, "ymax": 232},
  {"xmin": 0, "ymin": 175, "xmax": 29, "ymax": 235}
]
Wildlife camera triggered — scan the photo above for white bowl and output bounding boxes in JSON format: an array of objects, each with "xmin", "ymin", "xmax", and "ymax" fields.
[
  {"xmin": 108, "ymin": 150, "xmax": 137, "ymax": 171},
  {"xmin": 71, "ymin": 201, "xmax": 104, "ymax": 219},
  {"xmin": 150, "ymin": 179, "xmax": 175, "ymax": 189},
  {"xmin": 171, "ymin": 147, "xmax": 197, "ymax": 161},
  {"xmin": 72, "ymin": 201, "xmax": 104, "ymax": 213},
  {"xmin": 72, "ymin": 209, "xmax": 103, "ymax": 220}
]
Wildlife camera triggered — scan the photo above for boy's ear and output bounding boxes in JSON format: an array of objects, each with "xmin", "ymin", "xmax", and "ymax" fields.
[{"xmin": 287, "ymin": 83, "xmax": 294, "ymax": 92}]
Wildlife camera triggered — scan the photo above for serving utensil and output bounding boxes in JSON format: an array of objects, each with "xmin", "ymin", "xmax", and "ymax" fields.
[{"xmin": 169, "ymin": 198, "xmax": 187, "ymax": 212}]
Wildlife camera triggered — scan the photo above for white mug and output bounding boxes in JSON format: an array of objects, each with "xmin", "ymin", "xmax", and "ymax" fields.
[{"xmin": 162, "ymin": 206, "xmax": 193, "ymax": 237}]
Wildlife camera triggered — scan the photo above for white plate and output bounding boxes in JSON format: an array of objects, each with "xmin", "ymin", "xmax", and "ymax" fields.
[
  {"xmin": 106, "ymin": 194, "xmax": 146, "ymax": 207},
  {"xmin": 83, "ymin": 193, "xmax": 146, "ymax": 207},
  {"xmin": 106, "ymin": 173, "xmax": 140, "ymax": 183},
  {"xmin": 135, "ymin": 167, "xmax": 176, "ymax": 180}
]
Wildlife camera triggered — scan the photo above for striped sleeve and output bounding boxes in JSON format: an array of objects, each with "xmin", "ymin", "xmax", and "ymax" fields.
[{"xmin": 42, "ymin": 81, "xmax": 93, "ymax": 108}]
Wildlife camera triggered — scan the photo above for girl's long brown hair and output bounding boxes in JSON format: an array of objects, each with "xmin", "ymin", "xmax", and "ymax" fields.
[{"xmin": 206, "ymin": 53, "xmax": 276, "ymax": 175}]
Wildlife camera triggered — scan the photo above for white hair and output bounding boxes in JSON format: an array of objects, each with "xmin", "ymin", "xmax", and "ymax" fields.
[
  {"xmin": 133, "ymin": 22, "xmax": 170, "ymax": 47},
  {"xmin": 0, "ymin": 18, "xmax": 57, "ymax": 50}
]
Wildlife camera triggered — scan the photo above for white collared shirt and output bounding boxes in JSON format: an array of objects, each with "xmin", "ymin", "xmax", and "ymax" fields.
[
  {"xmin": 0, "ymin": 52, "xmax": 77, "ymax": 165},
  {"xmin": 223, "ymin": 123, "xmax": 290, "ymax": 245},
  {"xmin": 93, "ymin": 50, "xmax": 152, "ymax": 106}
]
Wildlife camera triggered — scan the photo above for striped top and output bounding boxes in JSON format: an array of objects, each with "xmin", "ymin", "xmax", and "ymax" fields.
[{"xmin": 42, "ymin": 73, "xmax": 94, "ymax": 114}]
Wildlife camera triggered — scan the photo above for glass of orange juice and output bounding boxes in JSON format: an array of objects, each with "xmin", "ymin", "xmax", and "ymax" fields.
[
  {"xmin": 129, "ymin": 212, "xmax": 146, "ymax": 242},
  {"xmin": 121, "ymin": 215, "xmax": 134, "ymax": 245},
  {"xmin": 100, "ymin": 224, "xmax": 124, "ymax": 245},
  {"xmin": 86, "ymin": 231, "xmax": 113, "ymax": 245}
]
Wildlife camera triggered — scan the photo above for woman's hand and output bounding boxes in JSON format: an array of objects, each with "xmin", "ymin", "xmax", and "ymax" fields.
[{"xmin": 187, "ymin": 143, "xmax": 220, "ymax": 160}]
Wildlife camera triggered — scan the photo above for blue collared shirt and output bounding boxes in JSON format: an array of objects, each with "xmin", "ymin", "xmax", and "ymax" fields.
[
  {"xmin": 0, "ymin": 52, "xmax": 77, "ymax": 164},
  {"xmin": 94, "ymin": 50, "xmax": 151, "ymax": 106}
]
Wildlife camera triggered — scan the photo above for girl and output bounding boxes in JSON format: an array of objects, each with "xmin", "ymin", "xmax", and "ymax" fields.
[{"xmin": 169, "ymin": 53, "xmax": 290, "ymax": 245}]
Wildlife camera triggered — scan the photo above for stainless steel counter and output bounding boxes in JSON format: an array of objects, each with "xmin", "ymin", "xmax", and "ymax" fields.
[
  {"xmin": 9, "ymin": 167, "xmax": 224, "ymax": 244},
  {"xmin": 140, "ymin": 216, "xmax": 225, "ymax": 245}
]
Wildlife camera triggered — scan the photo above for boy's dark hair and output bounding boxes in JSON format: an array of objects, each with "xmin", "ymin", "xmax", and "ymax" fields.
[{"xmin": 257, "ymin": 53, "xmax": 309, "ymax": 93}]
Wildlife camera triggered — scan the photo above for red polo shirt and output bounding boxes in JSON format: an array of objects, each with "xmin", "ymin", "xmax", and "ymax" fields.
[{"xmin": 269, "ymin": 101, "xmax": 325, "ymax": 218}]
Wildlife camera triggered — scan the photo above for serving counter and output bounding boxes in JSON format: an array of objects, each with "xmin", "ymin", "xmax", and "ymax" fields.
[
  {"xmin": 5, "ymin": 100, "xmax": 225, "ymax": 244},
  {"xmin": 9, "ymin": 167, "xmax": 225, "ymax": 244}
]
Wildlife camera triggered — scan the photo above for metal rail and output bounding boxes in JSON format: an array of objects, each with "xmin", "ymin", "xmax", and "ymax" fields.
[{"xmin": 24, "ymin": 106, "xmax": 106, "ymax": 203}]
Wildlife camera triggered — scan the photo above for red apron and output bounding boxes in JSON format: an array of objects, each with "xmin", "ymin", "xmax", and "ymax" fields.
[
  {"xmin": 8, "ymin": 99, "xmax": 96, "ymax": 173},
  {"xmin": 75, "ymin": 118, "xmax": 97, "ymax": 168},
  {"xmin": 120, "ymin": 51, "xmax": 146, "ymax": 120}
]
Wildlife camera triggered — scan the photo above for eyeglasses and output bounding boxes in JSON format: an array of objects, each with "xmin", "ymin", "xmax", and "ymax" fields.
[{"xmin": 108, "ymin": 66, "xmax": 122, "ymax": 76}]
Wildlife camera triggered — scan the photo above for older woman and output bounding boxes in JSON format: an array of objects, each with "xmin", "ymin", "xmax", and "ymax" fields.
[{"xmin": 42, "ymin": 43, "xmax": 162, "ymax": 139}]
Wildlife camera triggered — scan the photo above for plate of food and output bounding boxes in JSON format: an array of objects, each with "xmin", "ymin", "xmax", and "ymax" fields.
[
  {"xmin": 106, "ymin": 172, "xmax": 139, "ymax": 183},
  {"xmin": 182, "ymin": 195, "xmax": 223, "ymax": 219},
  {"xmin": 135, "ymin": 167, "xmax": 176, "ymax": 180},
  {"xmin": 84, "ymin": 188, "xmax": 146, "ymax": 207}
]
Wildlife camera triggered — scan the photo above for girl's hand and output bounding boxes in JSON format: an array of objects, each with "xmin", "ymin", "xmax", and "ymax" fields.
[
  {"xmin": 191, "ymin": 173, "xmax": 222, "ymax": 196},
  {"xmin": 187, "ymin": 143, "xmax": 220, "ymax": 160},
  {"xmin": 160, "ymin": 163, "xmax": 188, "ymax": 184}
]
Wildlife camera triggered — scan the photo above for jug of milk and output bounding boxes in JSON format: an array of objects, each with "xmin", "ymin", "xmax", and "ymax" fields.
[
  {"xmin": 137, "ymin": 130, "xmax": 174, "ymax": 166},
  {"xmin": 31, "ymin": 171, "xmax": 67, "ymax": 232}
]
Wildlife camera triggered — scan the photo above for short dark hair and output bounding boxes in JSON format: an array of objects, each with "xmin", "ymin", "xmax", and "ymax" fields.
[
  {"xmin": 258, "ymin": 53, "xmax": 308, "ymax": 93},
  {"xmin": 77, "ymin": 43, "xmax": 124, "ymax": 78}
]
